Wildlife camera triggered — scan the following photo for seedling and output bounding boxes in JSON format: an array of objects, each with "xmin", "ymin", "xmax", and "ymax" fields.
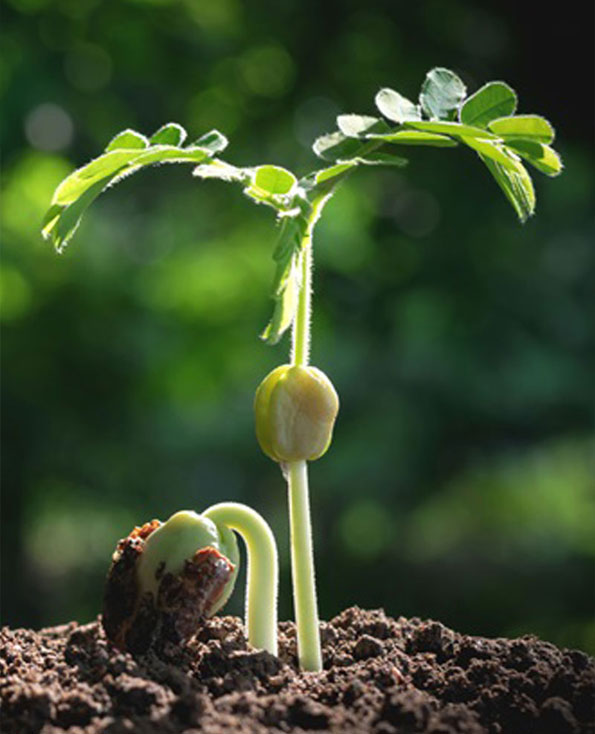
[
  {"xmin": 102, "ymin": 503, "xmax": 278, "ymax": 655},
  {"xmin": 43, "ymin": 68, "xmax": 562, "ymax": 672}
]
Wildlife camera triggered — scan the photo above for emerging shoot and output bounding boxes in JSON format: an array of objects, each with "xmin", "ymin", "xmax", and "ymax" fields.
[{"xmin": 102, "ymin": 504, "xmax": 278, "ymax": 656}]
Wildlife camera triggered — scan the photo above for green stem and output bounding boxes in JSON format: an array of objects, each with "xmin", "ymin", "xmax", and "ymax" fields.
[
  {"xmin": 291, "ymin": 193, "xmax": 328, "ymax": 368},
  {"xmin": 203, "ymin": 502, "xmax": 278, "ymax": 656},
  {"xmin": 286, "ymin": 459, "xmax": 322, "ymax": 671},
  {"xmin": 286, "ymin": 193, "xmax": 329, "ymax": 672},
  {"xmin": 291, "ymin": 242, "xmax": 312, "ymax": 367}
]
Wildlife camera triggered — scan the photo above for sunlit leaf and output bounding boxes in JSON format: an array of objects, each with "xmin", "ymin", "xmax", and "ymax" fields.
[
  {"xmin": 260, "ymin": 256, "xmax": 300, "ymax": 344},
  {"xmin": 375, "ymin": 88, "xmax": 421, "ymax": 123},
  {"xmin": 129, "ymin": 145, "xmax": 212, "ymax": 167},
  {"xmin": 308, "ymin": 162, "xmax": 357, "ymax": 186},
  {"xmin": 337, "ymin": 115, "xmax": 390, "ymax": 138},
  {"xmin": 506, "ymin": 141, "xmax": 563, "ymax": 176},
  {"xmin": 194, "ymin": 129, "xmax": 229, "ymax": 154},
  {"xmin": 404, "ymin": 120, "xmax": 498, "ymax": 139},
  {"xmin": 313, "ymin": 131, "xmax": 370, "ymax": 161},
  {"xmin": 462, "ymin": 137, "xmax": 520, "ymax": 167},
  {"xmin": 51, "ymin": 176, "xmax": 114, "ymax": 248},
  {"xmin": 367, "ymin": 130, "xmax": 458, "ymax": 147},
  {"xmin": 488, "ymin": 115, "xmax": 555, "ymax": 144},
  {"xmin": 312, "ymin": 130, "xmax": 409, "ymax": 172},
  {"xmin": 42, "ymin": 129, "xmax": 223, "ymax": 251},
  {"xmin": 478, "ymin": 152, "xmax": 535, "ymax": 222},
  {"xmin": 419, "ymin": 67, "xmax": 467, "ymax": 120},
  {"xmin": 150, "ymin": 122, "xmax": 187, "ymax": 146},
  {"xmin": 253, "ymin": 165, "xmax": 297, "ymax": 195},
  {"xmin": 260, "ymin": 214, "xmax": 306, "ymax": 344},
  {"xmin": 105, "ymin": 129, "xmax": 149, "ymax": 152},
  {"xmin": 193, "ymin": 159, "xmax": 247, "ymax": 182},
  {"xmin": 357, "ymin": 151, "xmax": 408, "ymax": 166},
  {"xmin": 459, "ymin": 82, "xmax": 517, "ymax": 127}
]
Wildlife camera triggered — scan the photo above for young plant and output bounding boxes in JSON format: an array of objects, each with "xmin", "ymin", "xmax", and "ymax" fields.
[
  {"xmin": 43, "ymin": 68, "xmax": 562, "ymax": 672},
  {"xmin": 102, "ymin": 503, "xmax": 278, "ymax": 655}
]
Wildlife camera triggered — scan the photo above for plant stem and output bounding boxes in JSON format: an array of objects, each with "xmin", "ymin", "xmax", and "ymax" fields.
[
  {"xmin": 286, "ymin": 193, "xmax": 329, "ymax": 672},
  {"xmin": 291, "ymin": 225, "xmax": 312, "ymax": 368},
  {"xmin": 286, "ymin": 459, "xmax": 322, "ymax": 671},
  {"xmin": 203, "ymin": 502, "xmax": 278, "ymax": 656},
  {"xmin": 291, "ymin": 193, "xmax": 328, "ymax": 368}
]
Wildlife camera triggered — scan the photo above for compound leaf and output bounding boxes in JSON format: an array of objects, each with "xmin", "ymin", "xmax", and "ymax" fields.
[
  {"xmin": 260, "ymin": 214, "xmax": 306, "ymax": 344},
  {"xmin": 313, "ymin": 131, "xmax": 371, "ymax": 161},
  {"xmin": 105, "ymin": 129, "xmax": 149, "ymax": 152},
  {"xmin": 375, "ymin": 88, "xmax": 421, "ymax": 123},
  {"xmin": 459, "ymin": 82, "xmax": 517, "ymax": 127},
  {"xmin": 194, "ymin": 129, "xmax": 229, "ymax": 154},
  {"xmin": 404, "ymin": 120, "xmax": 498, "ymax": 139},
  {"xmin": 357, "ymin": 151, "xmax": 408, "ymax": 166},
  {"xmin": 478, "ymin": 151, "xmax": 535, "ymax": 222},
  {"xmin": 506, "ymin": 140, "xmax": 563, "ymax": 176},
  {"xmin": 150, "ymin": 122, "xmax": 187, "ymax": 146},
  {"xmin": 419, "ymin": 67, "xmax": 467, "ymax": 120},
  {"xmin": 253, "ymin": 165, "xmax": 297, "ymax": 195},
  {"xmin": 367, "ymin": 130, "xmax": 458, "ymax": 147},
  {"xmin": 193, "ymin": 159, "xmax": 246, "ymax": 182},
  {"xmin": 337, "ymin": 115, "xmax": 390, "ymax": 138},
  {"xmin": 42, "ymin": 127, "xmax": 225, "ymax": 251},
  {"xmin": 462, "ymin": 137, "xmax": 520, "ymax": 167},
  {"xmin": 488, "ymin": 115, "xmax": 555, "ymax": 144}
]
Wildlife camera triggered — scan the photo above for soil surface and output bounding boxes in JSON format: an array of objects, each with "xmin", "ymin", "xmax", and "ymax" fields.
[{"xmin": 1, "ymin": 607, "xmax": 593, "ymax": 734}]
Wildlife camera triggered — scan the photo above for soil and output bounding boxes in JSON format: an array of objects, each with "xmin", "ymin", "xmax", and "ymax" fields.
[{"xmin": 1, "ymin": 607, "xmax": 593, "ymax": 734}]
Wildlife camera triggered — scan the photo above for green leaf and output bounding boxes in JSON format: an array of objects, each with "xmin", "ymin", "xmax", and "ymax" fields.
[
  {"xmin": 461, "ymin": 137, "xmax": 520, "ymax": 167},
  {"xmin": 313, "ymin": 131, "xmax": 371, "ymax": 161},
  {"xmin": 260, "ymin": 214, "xmax": 306, "ymax": 344},
  {"xmin": 105, "ymin": 129, "xmax": 149, "ymax": 152},
  {"xmin": 488, "ymin": 115, "xmax": 555, "ymax": 144},
  {"xmin": 367, "ymin": 130, "xmax": 458, "ymax": 147},
  {"xmin": 311, "ymin": 162, "xmax": 357, "ymax": 185},
  {"xmin": 478, "ymin": 152, "xmax": 535, "ymax": 222},
  {"xmin": 375, "ymin": 88, "xmax": 421, "ymax": 123},
  {"xmin": 356, "ymin": 151, "xmax": 408, "ymax": 166},
  {"xmin": 459, "ymin": 82, "xmax": 517, "ymax": 127},
  {"xmin": 312, "ymin": 130, "xmax": 410, "ymax": 169},
  {"xmin": 129, "ymin": 145, "xmax": 212, "ymax": 167},
  {"xmin": 194, "ymin": 129, "xmax": 229, "ymax": 154},
  {"xmin": 243, "ymin": 165, "xmax": 299, "ymax": 212},
  {"xmin": 193, "ymin": 159, "xmax": 247, "ymax": 182},
  {"xmin": 150, "ymin": 122, "xmax": 187, "ymax": 146},
  {"xmin": 260, "ymin": 255, "xmax": 300, "ymax": 344},
  {"xmin": 337, "ymin": 115, "xmax": 390, "ymax": 138},
  {"xmin": 45, "ymin": 176, "xmax": 115, "ymax": 249},
  {"xmin": 404, "ymin": 120, "xmax": 497, "ymax": 139},
  {"xmin": 506, "ymin": 141, "xmax": 563, "ymax": 176},
  {"xmin": 42, "ymin": 132, "xmax": 217, "ymax": 251},
  {"xmin": 53, "ymin": 150, "xmax": 148, "ymax": 206},
  {"xmin": 253, "ymin": 165, "xmax": 297, "ymax": 195},
  {"xmin": 300, "ymin": 162, "xmax": 357, "ymax": 192},
  {"xmin": 419, "ymin": 67, "xmax": 467, "ymax": 120}
]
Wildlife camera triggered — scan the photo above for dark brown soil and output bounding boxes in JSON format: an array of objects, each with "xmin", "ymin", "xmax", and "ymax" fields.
[{"xmin": 1, "ymin": 607, "xmax": 593, "ymax": 733}]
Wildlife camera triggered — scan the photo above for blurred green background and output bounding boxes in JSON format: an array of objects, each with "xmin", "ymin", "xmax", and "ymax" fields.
[{"xmin": 2, "ymin": 0, "xmax": 594, "ymax": 653}]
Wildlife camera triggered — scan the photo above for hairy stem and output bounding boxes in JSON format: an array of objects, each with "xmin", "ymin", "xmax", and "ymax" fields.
[
  {"xmin": 286, "ymin": 193, "xmax": 330, "ymax": 672},
  {"xmin": 286, "ymin": 459, "xmax": 322, "ymax": 671},
  {"xmin": 290, "ymin": 193, "xmax": 328, "ymax": 368},
  {"xmin": 203, "ymin": 502, "xmax": 278, "ymax": 656}
]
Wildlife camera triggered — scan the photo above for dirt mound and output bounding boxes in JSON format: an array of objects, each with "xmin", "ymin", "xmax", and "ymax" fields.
[{"xmin": 1, "ymin": 607, "xmax": 593, "ymax": 733}]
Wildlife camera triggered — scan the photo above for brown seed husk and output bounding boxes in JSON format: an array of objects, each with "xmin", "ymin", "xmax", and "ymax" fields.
[{"xmin": 101, "ymin": 522, "xmax": 235, "ymax": 655}]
